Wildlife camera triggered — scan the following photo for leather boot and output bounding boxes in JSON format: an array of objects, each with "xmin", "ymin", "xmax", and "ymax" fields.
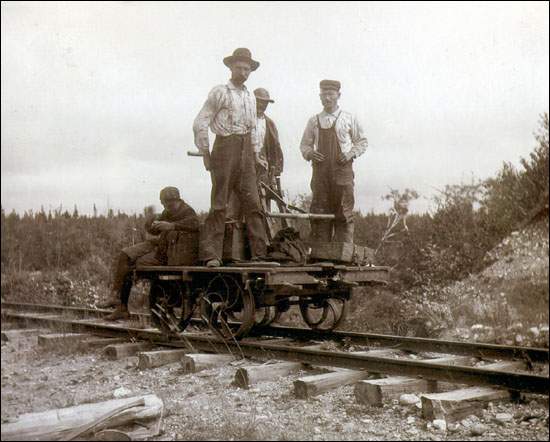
[
  {"xmin": 104, "ymin": 304, "xmax": 130, "ymax": 321},
  {"xmin": 97, "ymin": 296, "xmax": 119, "ymax": 309}
]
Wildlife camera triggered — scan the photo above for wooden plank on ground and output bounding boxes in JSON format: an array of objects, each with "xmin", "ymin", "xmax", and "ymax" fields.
[
  {"xmin": 1, "ymin": 329, "xmax": 44, "ymax": 342},
  {"xmin": 0, "ymin": 394, "xmax": 163, "ymax": 441},
  {"xmin": 82, "ymin": 337, "xmax": 128, "ymax": 349},
  {"xmin": 421, "ymin": 386, "xmax": 510, "ymax": 422},
  {"xmin": 138, "ymin": 349, "xmax": 188, "ymax": 369},
  {"xmin": 235, "ymin": 362, "xmax": 303, "ymax": 389},
  {"xmin": 103, "ymin": 342, "xmax": 153, "ymax": 360},
  {"xmin": 353, "ymin": 354, "xmax": 474, "ymax": 406},
  {"xmin": 355, "ymin": 376, "xmax": 437, "ymax": 406},
  {"xmin": 37, "ymin": 333, "xmax": 94, "ymax": 348},
  {"xmin": 294, "ymin": 369, "xmax": 369, "ymax": 399},
  {"xmin": 180, "ymin": 353, "xmax": 236, "ymax": 373}
]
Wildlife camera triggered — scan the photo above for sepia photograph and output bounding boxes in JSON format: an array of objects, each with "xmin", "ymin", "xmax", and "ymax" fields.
[{"xmin": 1, "ymin": 1, "xmax": 548, "ymax": 440}]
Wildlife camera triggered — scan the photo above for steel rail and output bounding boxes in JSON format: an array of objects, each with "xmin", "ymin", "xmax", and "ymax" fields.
[
  {"xmin": 2, "ymin": 308, "xmax": 548, "ymax": 395},
  {"xmin": 2, "ymin": 301, "xmax": 549, "ymax": 363}
]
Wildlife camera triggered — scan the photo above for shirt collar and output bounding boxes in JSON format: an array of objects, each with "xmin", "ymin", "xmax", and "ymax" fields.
[
  {"xmin": 321, "ymin": 107, "xmax": 341, "ymax": 118},
  {"xmin": 227, "ymin": 80, "xmax": 247, "ymax": 91}
]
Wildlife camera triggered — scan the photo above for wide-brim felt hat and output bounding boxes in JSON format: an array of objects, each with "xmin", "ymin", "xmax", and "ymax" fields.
[
  {"xmin": 223, "ymin": 48, "xmax": 260, "ymax": 71},
  {"xmin": 254, "ymin": 87, "xmax": 274, "ymax": 103}
]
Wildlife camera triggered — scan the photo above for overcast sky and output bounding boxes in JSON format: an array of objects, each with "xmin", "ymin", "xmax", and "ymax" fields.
[{"xmin": 2, "ymin": 1, "xmax": 549, "ymax": 215}]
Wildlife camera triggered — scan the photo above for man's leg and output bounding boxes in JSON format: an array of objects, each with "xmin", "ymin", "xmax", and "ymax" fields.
[
  {"xmin": 334, "ymin": 183, "xmax": 355, "ymax": 243},
  {"xmin": 239, "ymin": 139, "xmax": 268, "ymax": 258},
  {"xmin": 104, "ymin": 242, "xmax": 155, "ymax": 320},
  {"xmin": 199, "ymin": 137, "xmax": 238, "ymax": 265},
  {"xmin": 309, "ymin": 175, "xmax": 333, "ymax": 243}
]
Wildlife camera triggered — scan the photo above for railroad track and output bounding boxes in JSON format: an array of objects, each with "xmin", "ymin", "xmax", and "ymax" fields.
[{"xmin": 2, "ymin": 301, "xmax": 548, "ymax": 397}]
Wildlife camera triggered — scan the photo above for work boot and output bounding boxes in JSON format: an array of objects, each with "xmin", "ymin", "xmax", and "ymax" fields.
[
  {"xmin": 104, "ymin": 304, "xmax": 130, "ymax": 321},
  {"xmin": 97, "ymin": 296, "xmax": 119, "ymax": 309},
  {"xmin": 206, "ymin": 259, "xmax": 221, "ymax": 268}
]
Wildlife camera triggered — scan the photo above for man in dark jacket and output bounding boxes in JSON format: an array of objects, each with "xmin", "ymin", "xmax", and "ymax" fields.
[
  {"xmin": 228, "ymin": 87, "xmax": 285, "ymax": 224},
  {"xmin": 101, "ymin": 186, "xmax": 199, "ymax": 320},
  {"xmin": 254, "ymin": 87, "xmax": 284, "ymax": 195}
]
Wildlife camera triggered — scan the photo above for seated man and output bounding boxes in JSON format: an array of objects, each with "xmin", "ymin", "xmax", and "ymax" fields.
[{"xmin": 101, "ymin": 186, "xmax": 199, "ymax": 320}]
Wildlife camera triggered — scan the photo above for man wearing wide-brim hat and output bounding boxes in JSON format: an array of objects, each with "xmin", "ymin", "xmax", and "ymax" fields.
[
  {"xmin": 193, "ymin": 48, "xmax": 268, "ymax": 267},
  {"xmin": 299, "ymin": 80, "xmax": 368, "ymax": 243},
  {"xmin": 253, "ymin": 87, "xmax": 284, "ymax": 190}
]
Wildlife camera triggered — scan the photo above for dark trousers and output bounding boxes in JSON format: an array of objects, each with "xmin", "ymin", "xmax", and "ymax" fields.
[
  {"xmin": 113, "ymin": 241, "xmax": 162, "ymax": 306},
  {"xmin": 310, "ymin": 162, "xmax": 355, "ymax": 243},
  {"xmin": 200, "ymin": 134, "xmax": 267, "ymax": 261},
  {"xmin": 310, "ymin": 180, "xmax": 355, "ymax": 243}
]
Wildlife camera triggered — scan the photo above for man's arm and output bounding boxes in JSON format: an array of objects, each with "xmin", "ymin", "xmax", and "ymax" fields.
[
  {"xmin": 162, "ymin": 205, "xmax": 200, "ymax": 232},
  {"xmin": 192, "ymin": 86, "xmax": 223, "ymax": 155},
  {"xmin": 349, "ymin": 114, "xmax": 368, "ymax": 159},
  {"xmin": 300, "ymin": 116, "xmax": 325, "ymax": 162},
  {"xmin": 299, "ymin": 117, "xmax": 316, "ymax": 161}
]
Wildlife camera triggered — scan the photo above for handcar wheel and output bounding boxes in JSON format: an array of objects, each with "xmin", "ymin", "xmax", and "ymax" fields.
[
  {"xmin": 299, "ymin": 297, "xmax": 348, "ymax": 331},
  {"xmin": 199, "ymin": 274, "xmax": 256, "ymax": 341},
  {"xmin": 254, "ymin": 306, "xmax": 281, "ymax": 326},
  {"xmin": 150, "ymin": 281, "xmax": 195, "ymax": 334}
]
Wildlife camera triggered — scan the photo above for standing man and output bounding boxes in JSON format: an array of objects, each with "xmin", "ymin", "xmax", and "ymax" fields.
[
  {"xmin": 193, "ymin": 48, "xmax": 268, "ymax": 267},
  {"xmin": 254, "ymin": 87, "xmax": 284, "ymax": 196},
  {"xmin": 299, "ymin": 80, "xmax": 368, "ymax": 243}
]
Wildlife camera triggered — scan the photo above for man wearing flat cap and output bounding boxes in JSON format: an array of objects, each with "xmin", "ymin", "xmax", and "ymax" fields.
[
  {"xmin": 193, "ymin": 48, "xmax": 268, "ymax": 267},
  {"xmin": 100, "ymin": 187, "xmax": 199, "ymax": 320},
  {"xmin": 300, "ymin": 80, "xmax": 368, "ymax": 243}
]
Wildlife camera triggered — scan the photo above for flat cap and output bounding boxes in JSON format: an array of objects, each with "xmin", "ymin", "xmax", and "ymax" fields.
[
  {"xmin": 319, "ymin": 79, "xmax": 341, "ymax": 91},
  {"xmin": 159, "ymin": 186, "xmax": 181, "ymax": 201}
]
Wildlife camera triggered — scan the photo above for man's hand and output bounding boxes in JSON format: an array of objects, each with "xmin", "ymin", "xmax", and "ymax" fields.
[
  {"xmin": 337, "ymin": 151, "xmax": 354, "ymax": 165},
  {"xmin": 151, "ymin": 221, "xmax": 174, "ymax": 232},
  {"xmin": 202, "ymin": 152, "xmax": 211, "ymax": 171},
  {"xmin": 256, "ymin": 154, "xmax": 268, "ymax": 171},
  {"xmin": 311, "ymin": 151, "xmax": 325, "ymax": 163}
]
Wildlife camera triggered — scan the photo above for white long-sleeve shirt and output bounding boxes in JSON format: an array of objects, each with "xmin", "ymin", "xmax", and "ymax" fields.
[
  {"xmin": 300, "ymin": 108, "xmax": 368, "ymax": 160},
  {"xmin": 193, "ymin": 80, "xmax": 259, "ymax": 154}
]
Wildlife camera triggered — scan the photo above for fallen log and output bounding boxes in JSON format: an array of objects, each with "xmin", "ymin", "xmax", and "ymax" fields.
[{"xmin": 0, "ymin": 394, "xmax": 163, "ymax": 441}]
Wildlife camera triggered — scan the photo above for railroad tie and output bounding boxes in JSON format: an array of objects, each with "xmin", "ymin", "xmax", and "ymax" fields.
[
  {"xmin": 181, "ymin": 353, "xmax": 237, "ymax": 373},
  {"xmin": 234, "ymin": 361, "xmax": 304, "ymax": 389},
  {"xmin": 354, "ymin": 354, "xmax": 474, "ymax": 406},
  {"xmin": 292, "ymin": 349, "xmax": 396, "ymax": 399},
  {"xmin": 420, "ymin": 360, "xmax": 529, "ymax": 423}
]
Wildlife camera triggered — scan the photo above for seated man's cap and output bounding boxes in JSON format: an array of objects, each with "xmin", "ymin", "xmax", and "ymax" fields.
[
  {"xmin": 160, "ymin": 186, "xmax": 181, "ymax": 201},
  {"xmin": 254, "ymin": 88, "xmax": 274, "ymax": 103},
  {"xmin": 319, "ymin": 79, "xmax": 341, "ymax": 91}
]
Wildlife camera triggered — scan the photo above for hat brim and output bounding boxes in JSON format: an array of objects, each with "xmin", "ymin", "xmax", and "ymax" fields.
[
  {"xmin": 256, "ymin": 97, "xmax": 274, "ymax": 103},
  {"xmin": 223, "ymin": 55, "xmax": 260, "ymax": 71}
]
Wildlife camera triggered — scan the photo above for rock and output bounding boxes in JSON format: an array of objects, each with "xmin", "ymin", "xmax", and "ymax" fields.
[
  {"xmin": 432, "ymin": 419, "xmax": 447, "ymax": 432},
  {"xmin": 470, "ymin": 423, "xmax": 489, "ymax": 436},
  {"xmin": 399, "ymin": 394, "xmax": 420, "ymax": 406},
  {"xmin": 406, "ymin": 416, "xmax": 416, "ymax": 424},
  {"xmin": 343, "ymin": 423, "xmax": 356, "ymax": 433},
  {"xmin": 495, "ymin": 413, "xmax": 513, "ymax": 424},
  {"xmin": 113, "ymin": 386, "xmax": 132, "ymax": 398},
  {"xmin": 448, "ymin": 423, "xmax": 460, "ymax": 433}
]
